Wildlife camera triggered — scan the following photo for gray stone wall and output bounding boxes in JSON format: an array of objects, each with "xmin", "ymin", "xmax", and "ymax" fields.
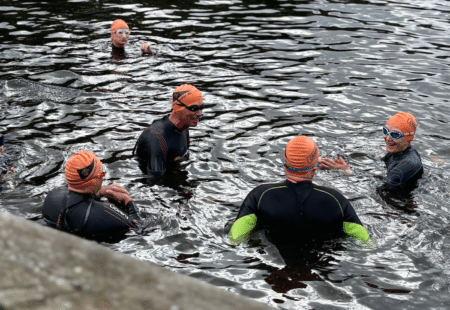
[{"xmin": 0, "ymin": 211, "xmax": 275, "ymax": 310}]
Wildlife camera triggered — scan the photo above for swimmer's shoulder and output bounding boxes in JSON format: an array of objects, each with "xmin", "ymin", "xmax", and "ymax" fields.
[
  {"xmin": 45, "ymin": 187, "xmax": 69, "ymax": 200},
  {"xmin": 311, "ymin": 184, "xmax": 348, "ymax": 202},
  {"xmin": 248, "ymin": 181, "xmax": 290, "ymax": 198}
]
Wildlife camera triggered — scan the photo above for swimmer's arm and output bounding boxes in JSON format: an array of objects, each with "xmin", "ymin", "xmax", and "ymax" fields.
[
  {"xmin": 384, "ymin": 157, "xmax": 422, "ymax": 187},
  {"xmin": 146, "ymin": 136, "xmax": 167, "ymax": 181},
  {"xmin": 228, "ymin": 189, "xmax": 260, "ymax": 245},
  {"xmin": 383, "ymin": 167, "xmax": 403, "ymax": 187},
  {"xmin": 341, "ymin": 200, "xmax": 371, "ymax": 243},
  {"xmin": 229, "ymin": 214, "xmax": 257, "ymax": 245},
  {"xmin": 126, "ymin": 201, "xmax": 141, "ymax": 221},
  {"xmin": 98, "ymin": 184, "xmax": 140, "ymax": 222},
  {"xmin": 78, "ymin": 201, "xmax": 137, "ymax": 236}
]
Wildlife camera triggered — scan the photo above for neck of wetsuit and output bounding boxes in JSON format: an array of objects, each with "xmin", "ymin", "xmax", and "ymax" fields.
[{"xmin": 392, "ymin": 145, "xmax": 411, "ymax": 157}]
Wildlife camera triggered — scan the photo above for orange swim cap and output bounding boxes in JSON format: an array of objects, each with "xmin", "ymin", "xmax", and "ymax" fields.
[
  {"xmin": 284, "ymin": 136, "xmax": 319, "ymax": 175},
  {"xmin": 111, "ymin": 19, "xmax": 129, "ymax": 32},
  {"xmin": 386, "ymin": 112, "xmax": 417, "ymax": 142},
  {"xmin": 65, "ymin": 151, "xmax": 104, "ymax": 193},
  {"xmin": 172, "ymin": 84, "xmax": 203, "ymax": 112}
]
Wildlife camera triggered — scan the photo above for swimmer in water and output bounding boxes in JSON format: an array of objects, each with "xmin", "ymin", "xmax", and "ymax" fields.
[
  {"xmin": 42, "ymin": 151, "xmax": 141, "ymax": 240},
  {"xmin": 110, "ymin": 19, "xmax": 152, "ymax": 55},
  {"xmin": 133, "ymin": 84, "xmax": 204, "ymax": 186},
  {"xmin": 319, "ymin": 112, "xmax": 423, "ymax": 187},
  {"xmin": 228, "ymin": 136, "xmax": 370, "ymax": 245}
]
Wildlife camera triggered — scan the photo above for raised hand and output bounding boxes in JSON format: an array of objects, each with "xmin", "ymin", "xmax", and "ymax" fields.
[
  {"xmin": 140, "ymin": 44, "xmax": 152, "ymax": 55},
  {"xmin": 319, "ymin": 156, "xmax": 351, "ymax": 174},
  {"xmin": 99, "ymin": 184, "xmax": 132, "ymax": 205}
]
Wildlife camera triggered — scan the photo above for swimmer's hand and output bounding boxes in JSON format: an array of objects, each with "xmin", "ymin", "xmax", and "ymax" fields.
[
  {"xmin": 99, "ymin": 184, "xmax": 133, "ymax": 205},
  {"xmin": 319, "ymin": 157, "xmax": 352, "ymax": 174},
  {"xmin": 140, "ymin": 44, "xmax": 152, "ymax": 55}
]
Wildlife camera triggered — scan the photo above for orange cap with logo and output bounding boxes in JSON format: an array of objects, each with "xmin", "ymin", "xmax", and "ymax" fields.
[
  {"xmin": 386, "ymin": 112, "xmax": 417, "ymax": 142},
  {"xmin": 172, "ymin": 84, "xmax": 203, "ymax": 112},
  {"xmin": 65, "ymin": 151, "xmax": 104, "ymax": 193},
  {"xmin": 284, "ymin": 136, "xmax": 319, "ymax": 176},
  {"xmin": 111, "ymin": 19, "xmax": 129, "ymax": 32}
]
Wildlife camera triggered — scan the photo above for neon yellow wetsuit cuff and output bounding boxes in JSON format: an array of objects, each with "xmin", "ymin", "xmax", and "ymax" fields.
[{"xmin": 229, "ymin": 214, "xmax": 257, "ymax": 244}]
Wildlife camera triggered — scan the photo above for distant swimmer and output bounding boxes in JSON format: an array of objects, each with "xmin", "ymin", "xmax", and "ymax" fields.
[
  {"xmin": 42, "ymin": 151, "xmax": 141, "ymax": 240},
  {"xmin": 228, "ymin": 136, "xmax": 370, "ymax": 245},
  {"xmin": 110, "ymin": 19, "xmax": 152, "ymax": 56},
  {"xmin": 133, "ymin": 84, "xmax": 203, "ymax": 185},
  {"xmin": 320, "ymin": 112, "xmax": 423, "ymax": 187}
]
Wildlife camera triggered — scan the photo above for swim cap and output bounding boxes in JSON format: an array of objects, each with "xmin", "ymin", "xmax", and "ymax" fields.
[
  {"xmin": 65, "ymin": 151, "xmax": 103, "ymax": 193},
  {"xmin": 284, "ymin": 136, "xmax": 319, "ymax": 175},
  {"xmin": 111, "ymin": 19, "xmax": 129, "ymax": 32},
  {"xmin": 172, "ymin": 84, "xmax": 203, "ymax": 112},
  {"xmin": 386, "ymin": 112, "xmax": 417, "ymax": 142}
]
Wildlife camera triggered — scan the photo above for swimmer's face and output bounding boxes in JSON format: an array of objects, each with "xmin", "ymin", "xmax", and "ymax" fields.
[
  {"xmin": 384, "ymin": 124, "xmax": 409, "ymax": 153},
  {"xmin": 84, "ymin": 166, "xmax": 105, "ymax": 195},
  {"xmin": 183, "ymin": 104, "xmax": 203, "ymax": 127},
  {"xmin": 89, "ymin": 174, "xmax": 104, "ymax": 195},
  {"xmin": 111, "ymin": 27, "xmax": 129, "ymax": 48}
]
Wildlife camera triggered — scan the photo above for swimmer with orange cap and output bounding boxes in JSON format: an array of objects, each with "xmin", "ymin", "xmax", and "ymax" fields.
[
  {"xmin": 110, "ymin": 19, "xmax": 152, "ymax": 55},
  {"xmin": 319, "ymin": 112, "xmax": 423, "ymax": 187},
  {"xmin": 133, "ymin": 84, "xmax": 204, "ymax": 185},
  {"xmin": 228, "ymin": 136, "xmax": 370, "ymax": 245},
  {"xmin": 42, "ymin": 151, "xmax": 141, "ymax": 240}
]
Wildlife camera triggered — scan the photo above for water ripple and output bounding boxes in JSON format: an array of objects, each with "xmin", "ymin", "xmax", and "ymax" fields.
[{"xmin": 1, "ymin": 0, "xmax": 450, "ymax": 308}]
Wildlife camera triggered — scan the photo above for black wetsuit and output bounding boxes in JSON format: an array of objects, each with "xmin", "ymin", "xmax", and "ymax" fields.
[
  {"xmin": 42, "ymin": 187, "xmax": 140, "ymax": 240},
  {"xmin": 383, "ymin": 145, "xmax": 423, "ymax": 187},
  {"xmin": 229, "ymin": 180, "xmax": 369, "ymax": 244},
  {"xmin": 134, "ymin": 116, "xmax": 189, "ymax": 183},
  {"xmin": 111, "ymin": 44, "xmax": 126, "ymax": 60}
]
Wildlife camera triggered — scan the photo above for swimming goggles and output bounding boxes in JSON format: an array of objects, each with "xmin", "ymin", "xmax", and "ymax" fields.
[
  {"xmin": 177, "ymin": 103, "xmax": 204, "ymax": 112},
  {"xmin": 382, "ymin": 126, "xmax": 414, "ymax": 140},
  {"xmin": 98, "ymin": 164, "xmax": 106, "ymax": 178},
  {"xmin": 0, "ymin": 136, "xmax": 4, "ymax": 147},
  {"xmin": 283, "ymin": 154, "xmax": 318, "ymax": 172},
  {"xmin": 114, "ymin": 30, "xmax": 130, "ymax": 35}
]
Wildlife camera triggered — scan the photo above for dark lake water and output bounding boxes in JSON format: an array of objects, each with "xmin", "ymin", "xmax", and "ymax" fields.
[{"xmin": 1, "ymin": 0, "xmax": 450, "ymax": 308}]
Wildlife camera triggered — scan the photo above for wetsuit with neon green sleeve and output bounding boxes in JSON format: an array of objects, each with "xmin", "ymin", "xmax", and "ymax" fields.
[{"xmin": 229, "ymin": 180, "xmax": 369, "ymax": 244}]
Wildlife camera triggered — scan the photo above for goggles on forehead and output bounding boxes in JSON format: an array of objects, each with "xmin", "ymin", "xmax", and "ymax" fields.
[
  {"xmin": 177, "ymin": 103, "xmax": 204, "ymax": 112},
  {"xmin": 382, "ymin": 126, "xmax": 414, "ymax": 140}
]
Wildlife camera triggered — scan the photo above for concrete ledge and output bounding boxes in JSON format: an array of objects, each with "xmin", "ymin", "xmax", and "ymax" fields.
[{"xmin": 0, "ymin": 211, "xmax": 274, "ymax": 310}]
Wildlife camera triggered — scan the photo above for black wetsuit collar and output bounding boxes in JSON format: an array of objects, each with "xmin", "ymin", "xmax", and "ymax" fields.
[
  {"xmin": 163, "ymin": 115, "xmax": 183, "ymax": 134},
  {"xmin": 393, "ymin": 145, "xmax": 412, "ymax": 157},
  {"xmin": 284, "ymin": 179, "xmax": 313, "ymax": 187},
  {"xmin": 111, "ymin": 43, "xmax": 125, "ymax": 52},
  {"xmin": 66, "ymin": 190, "xmax": 88, "ymax": 207},
  {"xmin": 383, "ymin": 145, "xmax": 412, "ymax": 162}
]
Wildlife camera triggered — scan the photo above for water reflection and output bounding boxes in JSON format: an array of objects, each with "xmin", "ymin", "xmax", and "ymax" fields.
[{"xmin": 1, "ymin": 0, "xmax": 450, "ymax": 308}]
